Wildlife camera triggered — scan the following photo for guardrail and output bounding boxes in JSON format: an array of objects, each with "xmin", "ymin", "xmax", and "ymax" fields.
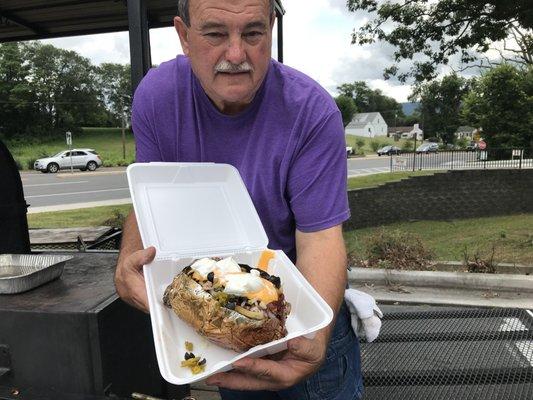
[{"xmin": 389, "ymin": 148, "xmax": 533, "ymax": 172}]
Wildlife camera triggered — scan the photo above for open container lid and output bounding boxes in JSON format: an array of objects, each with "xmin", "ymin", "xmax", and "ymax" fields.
[{"xmin": 127, "ymin": 163, "xmax": 269, "ymax": 260}]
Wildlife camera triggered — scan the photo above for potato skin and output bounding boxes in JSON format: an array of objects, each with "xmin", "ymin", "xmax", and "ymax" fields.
[{"xmin": 163, "ymin": 272, "xmax": 288, "ymax": 352}]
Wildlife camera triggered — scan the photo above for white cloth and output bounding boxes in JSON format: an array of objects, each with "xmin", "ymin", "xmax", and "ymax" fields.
[{"xmin": 344, "ymin": 288, "xmax": 383, "ymax": 343}]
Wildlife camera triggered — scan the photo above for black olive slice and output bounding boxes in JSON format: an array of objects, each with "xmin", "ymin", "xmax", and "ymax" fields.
[
  {"xmin": 269, "ymin": 275, "xmax": 281, "ymax": 289},
  {"xmin": 239, "ymin": 263, "xmax": 252, "ymax": 272}
]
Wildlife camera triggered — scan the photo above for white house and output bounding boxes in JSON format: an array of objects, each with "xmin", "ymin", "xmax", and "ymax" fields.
[
  {"xmin": 345, "ymin": 112, "xmax": 388, "ymax": 137},
  {"xmin": 455, "ymin": 126, "xmax": 478, "ymax": 140},
  {"xmin": 388, "ymin": 124, "xmax": 424, "ymax": 140}
]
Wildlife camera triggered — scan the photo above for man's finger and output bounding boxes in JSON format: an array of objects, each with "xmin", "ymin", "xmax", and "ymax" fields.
[
  {"xmin": 205, "ymin": 369, "xmax": 286, "ymax": 391},
  {"xmin": 232, "ymin": 357, "xmax": 281, "ymax": 380}
]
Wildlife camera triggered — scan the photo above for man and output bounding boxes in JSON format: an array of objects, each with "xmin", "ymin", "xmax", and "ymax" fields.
[{"xmin": 114, "ymin": 0, "xmax": 363, "ymax": 399}]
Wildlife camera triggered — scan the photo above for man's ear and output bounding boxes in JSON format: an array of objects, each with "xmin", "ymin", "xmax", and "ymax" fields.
[
  {"xmin": 174, "ymin": 16, "xmax": 190, "ymax": 56},
  {"xmin": 270, "ymin": 11, "xmax": 276, "ymax": 28}
]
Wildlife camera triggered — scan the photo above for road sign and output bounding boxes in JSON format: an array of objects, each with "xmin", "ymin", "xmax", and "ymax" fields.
[
  {"xmin": 478, "ymin": 140, "xmax": 486, "ymax": 150},
  {"xmin": 66, "ymin": 131, "xmax": 73, "ymax": 173}
]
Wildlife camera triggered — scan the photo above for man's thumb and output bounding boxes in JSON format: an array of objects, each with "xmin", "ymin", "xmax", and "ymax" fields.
[
  {"xmin": 142, "ymin": 246, "xmax": 157, "ymax": 264},
  {"xmin": 130, "ymin": 246, "xmax": 156, "ymax": 271}
]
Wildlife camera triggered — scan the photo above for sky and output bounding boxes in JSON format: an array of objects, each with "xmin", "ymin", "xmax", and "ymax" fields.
[{"xmin": 42, "ymin": 0, "xmax": 486, "ymax": 103}]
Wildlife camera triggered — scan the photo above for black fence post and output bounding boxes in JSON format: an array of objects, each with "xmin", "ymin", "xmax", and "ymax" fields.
[{"xmin": 390, "ymin": 153, "xmax": 393, "ymax": 172}]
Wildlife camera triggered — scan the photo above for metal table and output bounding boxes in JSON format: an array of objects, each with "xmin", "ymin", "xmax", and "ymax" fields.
[
  {"xmin": 0, "ymin": 252, "xmax": 187, "ymax": 400},
  {"xmin": 361, "ymin": 306, "xmax": 533, "ymax": 399}
]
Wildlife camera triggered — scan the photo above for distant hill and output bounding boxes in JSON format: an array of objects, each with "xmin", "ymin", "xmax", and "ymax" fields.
[{"xmin": 401, "ymin": 102, "xmax": 420, "ymax": 116}]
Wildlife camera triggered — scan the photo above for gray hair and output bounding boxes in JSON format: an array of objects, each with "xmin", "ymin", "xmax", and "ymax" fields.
[{"xmin": 177, "ymin": 0, "xmax": 276, "ymax": 27}]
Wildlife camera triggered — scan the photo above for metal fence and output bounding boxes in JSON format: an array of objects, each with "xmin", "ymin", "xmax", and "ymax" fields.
[{"xmin": 390, "ymin": 148, "xmax": 533, "ymax": 172}]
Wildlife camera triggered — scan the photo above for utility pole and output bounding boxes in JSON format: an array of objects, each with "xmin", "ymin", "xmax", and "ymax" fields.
[
  {"xmin": 120, "ymin": 94, "xmax": 131, "ymax": 160},
  {"xmin": 121, "ymin": 108, "xmax": 126, "ymax": 160}
]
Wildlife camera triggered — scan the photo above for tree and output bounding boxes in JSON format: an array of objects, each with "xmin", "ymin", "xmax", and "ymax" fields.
[
  {"xmin": 347, "ymin": 0, "xmax": 533, "ymax": 83},
  {"xmin": 462, "ymin": 64, "xmax": 533, "ymax": 148},
  {"xmin": 0, "ymin": 43, "xmax": 36, "ymax": 138},
  {"xmin": 409, "ymin": 74, "xmax": 470, "ymax": 143},
  {"xmin": 95, "ymin": 63, "xmax": 132, "ymax": 126},
  {"xmin": 337, "ymin": 81, "xmax": 404, "ymax": 126},
  {"xmin": 23, "ymin": 42, "xmax": 107, "ymax": 135},
  {"xmin": 0, "ymin": 42, "xmax": 119, "ymax": 139},
  {"xmin": 334, "ymin": 95, "xmax": 357, "ymax": 128}
]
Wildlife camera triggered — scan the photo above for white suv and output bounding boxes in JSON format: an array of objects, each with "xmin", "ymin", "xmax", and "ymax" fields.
[{"xmin": 34, "ymin": 149, "xmax": 103, "ymax": 173}]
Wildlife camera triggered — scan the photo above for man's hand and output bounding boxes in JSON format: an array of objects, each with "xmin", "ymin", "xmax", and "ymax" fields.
[
  {"xmin": 114, "ymin": 246, "xmax": 156, "ymax": 313},
  {"xmin": 205, "ymin": 333, "xmax": 327, "ymax": 391}
]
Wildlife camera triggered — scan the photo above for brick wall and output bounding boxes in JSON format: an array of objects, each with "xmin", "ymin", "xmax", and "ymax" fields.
[{"xmin": 345, "ymin": 169, "xmax": 533, "ymax": 230}]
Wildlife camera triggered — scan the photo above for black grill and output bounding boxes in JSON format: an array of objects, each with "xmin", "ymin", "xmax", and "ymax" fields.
[{"xmin": 361, "ymin": 308, "xmax": 533, "ymax": 399}]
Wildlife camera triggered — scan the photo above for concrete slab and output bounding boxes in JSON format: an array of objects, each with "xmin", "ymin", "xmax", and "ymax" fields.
[
  {"xmin": 27, "ymin": 198, "xmax": 132, "ymax": 213},
  {"xmin": 349, "ymin": 268, "xmax": 533, "ymax": 293},
  {"xmin": 351, "ymin": 282, "xmax": 533, "ymax": 309}
]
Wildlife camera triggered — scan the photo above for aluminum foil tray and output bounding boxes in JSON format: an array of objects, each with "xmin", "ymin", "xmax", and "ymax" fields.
[{"xmin": 0, "ymin": 254, "xmax": 73, "ymax": 294}]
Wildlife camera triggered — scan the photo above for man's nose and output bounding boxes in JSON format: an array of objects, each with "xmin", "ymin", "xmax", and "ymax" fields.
[{"xmin": 225, "ymin": 35, "xmax": 246, "ymax": 65}]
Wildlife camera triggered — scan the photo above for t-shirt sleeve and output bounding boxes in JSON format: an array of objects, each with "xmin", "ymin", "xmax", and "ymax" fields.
[
  {"xmin": 131, "ymin": 77, "xmax": 163, "ymax": 163},
  {"xmin": 287, "ymin": 110, "xmax": 350, "ymax": 232}
]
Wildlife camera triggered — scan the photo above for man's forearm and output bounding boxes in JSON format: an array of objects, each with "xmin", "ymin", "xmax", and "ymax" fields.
[{"xmin": 295, "ymin": 226, "xmax": 348, "ymax": 345}]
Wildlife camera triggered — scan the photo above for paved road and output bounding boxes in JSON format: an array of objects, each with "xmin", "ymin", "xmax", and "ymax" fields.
[
  {"xmin": 347, "ymin": 156, "xmax": 391, "ymax": 177},
  {"xmin": 22, "ymin": 169, "xmax": 130, "ymax": 213},
  {"xmin": 22, "ymin": 158, "xmax": 393, "ymax": 212}
]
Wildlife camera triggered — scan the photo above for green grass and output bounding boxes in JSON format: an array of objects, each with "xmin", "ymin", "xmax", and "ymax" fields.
[
  {"xmin": 347, "ymin": 171, "xmax": 439, "ymax": 190},
  {"xmin": 344, "ymin": 214, "xmax": 533, "ymax": 265},
  {"xmin": 28, "ymin": 204, "xmax": 533, "ymax": 265},
  {"xmin": 5, "ymin": 127, "xmax": 135, "ymax": 170},
  {"xmin": 345, "ymin": 135, "xmax": 414, "ymax": 155},
  {"xmin": 28, "ymin": 204, "xmax": 133, "ymax": 229}
]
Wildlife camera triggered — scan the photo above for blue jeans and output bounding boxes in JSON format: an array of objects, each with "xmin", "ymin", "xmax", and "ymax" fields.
[{"xmin": 219, "ymin": 300, "xmax": 364, "ymax": 400}]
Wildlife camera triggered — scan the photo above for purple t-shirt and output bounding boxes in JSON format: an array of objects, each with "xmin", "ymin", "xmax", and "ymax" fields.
[{"xmin": 132, "ymin": 55, "xmax": 349, "ymax": 261}]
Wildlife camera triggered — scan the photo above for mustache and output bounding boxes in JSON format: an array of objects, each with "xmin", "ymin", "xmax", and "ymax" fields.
[{"xmin": 215, "ymin": 60, "xmax": 253, "ymax": 73}]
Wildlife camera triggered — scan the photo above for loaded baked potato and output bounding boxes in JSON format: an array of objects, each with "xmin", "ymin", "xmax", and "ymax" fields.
[{"xmin": 163, "ymin": 256, "xmax": 291, "ymax": 352}]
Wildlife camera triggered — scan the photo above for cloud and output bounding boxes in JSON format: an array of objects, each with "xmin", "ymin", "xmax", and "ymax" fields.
[
  {"xmin": 44, "ymin": 32, "xmax": 131, "ymax": 65},
  {"xmin": 41, "ymin": 0, "xmax": 498, "ymax": 103}
]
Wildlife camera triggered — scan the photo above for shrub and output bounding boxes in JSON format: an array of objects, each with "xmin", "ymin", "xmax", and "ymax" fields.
[
  {"xmin": 14, "ymin": 158, "xmax": 23, "ymax": 170},
  {"xmin": 355, "ymin": 138, "xmax": 366, "ymax": 148},
  {"xmin": 402, "ymin": 140, "xmax": 415, "ymax": 152},
  {"xmin": 27, "ymin": 158, "xmax": 38, "ymax": 170},
  {"xmin": 456, "ymin": 137, "xmax": 469, "ymax": 149},
  {"xmin": 462, "ymin": 244, "xmax": 497, "ymax": 273},
  {"xmin": 370, "ymin": 140, "xmax": 382, "ymax": 152},
  {"xmin": 364, "ymin": 228, "xmax": 434, "ymax": 270},
  {"xmin": 102, "ymin": 209, "xmax": 127, "ymax": 228}
]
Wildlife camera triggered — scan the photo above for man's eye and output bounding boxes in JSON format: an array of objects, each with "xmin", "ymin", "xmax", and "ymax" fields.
[
  {"xmin": 205, "ymin": 32, "xmax": 225, "ymax": 38},
  {"xmin": 245, "ymin": 31, "xmax": 263, "ymax": 38}
]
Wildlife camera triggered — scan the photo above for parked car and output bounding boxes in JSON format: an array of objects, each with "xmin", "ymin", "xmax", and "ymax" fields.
[
  {"xmin": 377, "ymin": 145, "xmax": 401, "ymax": 156},
  {"xmin": 346, "ymin": 146, "xmax": 354, "ymax": 157},
  {"xmin": 465, "ymin": 142, "xmax": 479, "ymax": 152},
  {"xmin": 34, "ymin": 149, "xmax": 103, "ymax": 173},
  {"xmin": 416, "ymin": 143, "xmax": 439, "ymax": 154}
]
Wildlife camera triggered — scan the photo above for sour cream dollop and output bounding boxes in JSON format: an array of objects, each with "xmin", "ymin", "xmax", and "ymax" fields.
[
  {"xmin": 190, "ymin": 257, "xmax": 240, "ymax": 279},
  {"xmin": 223, "ymin": 273, "xmax": 264, "ymax": 296}
]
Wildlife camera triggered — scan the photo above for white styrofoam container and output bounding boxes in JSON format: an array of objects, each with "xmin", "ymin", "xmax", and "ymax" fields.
[{"xmin": 127, "ymin": 162, "xmax": 333, "ymax": 385}]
